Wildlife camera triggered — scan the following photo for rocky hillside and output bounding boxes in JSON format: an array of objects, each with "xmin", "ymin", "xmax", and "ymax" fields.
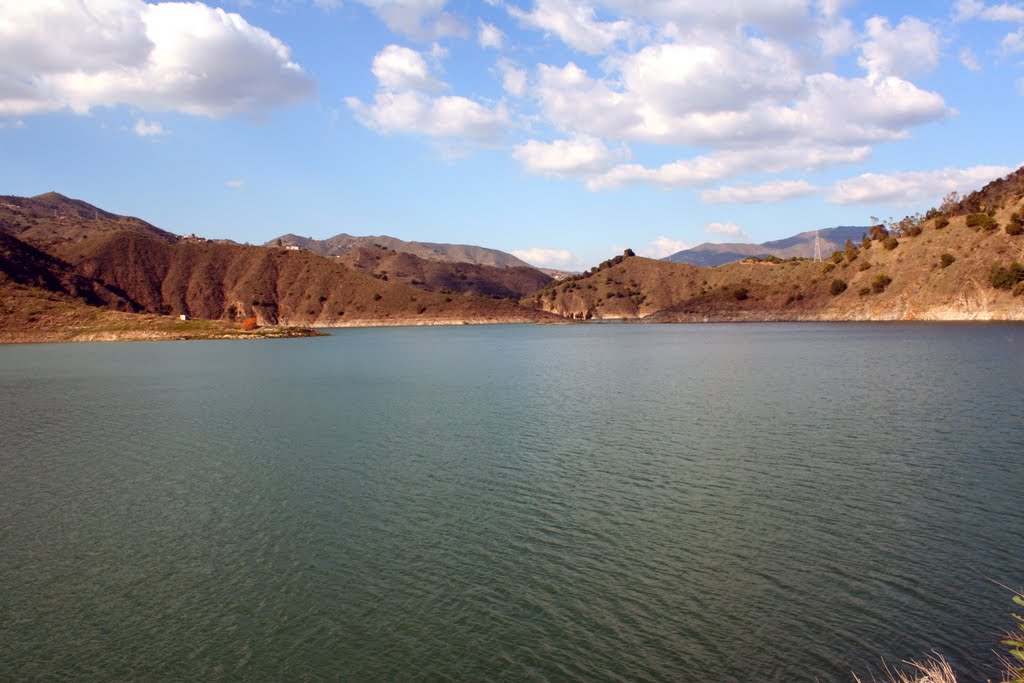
[
  {"xmin": 268, "ymin": 232, "xmax": 534, "ymax": 269},
  {"xmin": 528, "ymin": 172, "xmax": 1024, "ymax": 322},
  {"xmin": 664, "ymin": 225, "xmax": 868, "ymax": 267}
]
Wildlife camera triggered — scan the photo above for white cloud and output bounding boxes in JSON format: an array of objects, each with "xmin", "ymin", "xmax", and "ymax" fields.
[
  {"xmin": 348, "ymin": 91, "xmax": 510, "ymax": 143},
  {"xmin": 133, "ymin": 118, "xmax": 168, "ymax": 137},
  {"xmin": 828, "ymin": 165, "xmax": 1013, "ymax": 206},
  {"xmin": 704, "ymin": 222, "xmax": 752, "ymax": 241},
  {"xmin": 497, "ymin": 59, "xmax": 528, "ymax": 97},
  {"xmin": 513, "ymin": 135, "xmax": 628, "ymax": 176},
  {"xmin": 512, "ymin": 247, "xmax": 578, "ymax": 268},
  {"xmin": 587, "ymin": 145, "xmax": 869, "ymax": 191},
  {"xmin": 593, "ymin": 0, "xmax": 813, "ymax": 37},
  {"xmin": 960, "ymin": 46, "xmax": 982, "ymax": 71},
  {"xmin": 372, "ymin": 44, "xmax": 443, "ymax": 91},
  {"xmin": 226, "ymin": 179, "xmax": 246, "ymax": 189},
  {"xmin": 700, "ymin": 179, "xmax": 818, "ymax": 204},
  {"xmin": 0, "ymin": 1, "xmax": 315, "ymax": 118},
  {"xmin": 478, "ymin": 20, "xmax": 505, "ymax": 48},
  {"xmin": 1002, "ymin": 28, "xmax": 1024, "ymax": 54},
  {"xmin": 349, "ymin": 45, "xmax": 510, "ymax": 144},
  {"xmin": 859, "ymin": 16, "xmax": 940, "ymax": 79},
  {"xmin": 355, "ymin": 0, "xmax": 466, "ymax": 40},
  {"xmin": 955, "ymin": 0, "xmax": 1024, "ymax": 22},
  {"xmin": 644, "ymin": 236, "xmax": 689, "ymax": 259},
  {"xmin": 508, "ymin": 0, "xmax": 635, "ymax": 54},
  {"xmin": 819, "ymin": 17, "xmax": 856, "ymax": 56}
]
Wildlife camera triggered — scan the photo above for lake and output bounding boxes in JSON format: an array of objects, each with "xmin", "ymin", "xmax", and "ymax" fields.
[{"xmin": 1, "ymin": 323, "xmax": 1022, "ymax": 681}]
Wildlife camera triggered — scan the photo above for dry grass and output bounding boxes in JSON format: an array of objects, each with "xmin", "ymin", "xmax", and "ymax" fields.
[{"xmin": 854, "ymin": 655, "xmax": 957, "ymax": 683}]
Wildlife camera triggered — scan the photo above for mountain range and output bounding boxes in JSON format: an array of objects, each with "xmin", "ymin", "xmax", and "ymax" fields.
[
  {"xmin": 2, "ymin": 165, "xmax": 1023, "ymax": 342},
  {"xmin": 663, "ymin": 226, "xmax": 869, "ymax": 267}
]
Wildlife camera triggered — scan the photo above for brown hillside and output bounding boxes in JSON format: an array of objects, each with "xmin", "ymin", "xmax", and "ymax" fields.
[
  {"xmin": 528, "ymin": 178, "xmax": 1024, "ymax": 322},
  {"xmin": 0, "ymin": 231, "xmax": 137, "ymax": 311},
  {"xmin": 0, "ymin": 192, "xmax": 178, "ymax": 253},
  {"xmin": 66, "ymin": 232, "xmax": 558, "ymax": 326},
  {"xmin": 335, "ymin": 245, "xmax": 553, "ymax": 299}
]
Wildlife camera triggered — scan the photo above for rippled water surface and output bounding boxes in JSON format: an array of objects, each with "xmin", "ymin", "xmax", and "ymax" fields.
[{"xmin": 2, "ymin": 323, "xmax": 1023, "ymax": 681}]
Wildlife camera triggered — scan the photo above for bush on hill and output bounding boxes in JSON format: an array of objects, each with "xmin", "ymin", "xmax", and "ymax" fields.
[
  {"xmin": 830, "ymin": 279, "xmax": 848, "ymax": 296},
  {"xmin": 989, "ymin": 262, "xmax": 1024, "ymax": 290},
  {"xmin": 883, "ymin": 237, "xmax": 899, "ymax": 251},
  {"xmin": 934, "ymin": 216, "xmax": 950, "ymax": 230},
  {"xmin": 872, "ymin": 274, "xmax": 893, "ymax": 293},
  {"xmin": 940, "ymin": 253, "xmax": 956, "ymax": 268},
  {"xmin": 733, "ymin": 287, "xmax": 749, "ymax": 301},
  {"xmin": 966, "ymin": 213, "xmax": 998, "ymax": 231},
  {"xmin": 1007, "ymin": 212, "xmax": 1024, "ymax": 236}
]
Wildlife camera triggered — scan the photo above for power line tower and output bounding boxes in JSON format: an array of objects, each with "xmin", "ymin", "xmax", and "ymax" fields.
[{"xmin": 813, "ymin": 230, "xmax": 823, "ymax": 262}]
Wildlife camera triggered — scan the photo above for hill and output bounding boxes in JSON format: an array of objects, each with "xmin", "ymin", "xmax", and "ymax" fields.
[
  {"xmin": 334, "ymin": 245, "xmax": 553, "ymax": 299},
  {"xmin": 62, "ymin": 232, "xmax": 557, "ymax": 327},
  {"xmin": 0, "ymin": 192, "xmax": 178, "ymax": 253},
  {"xmin": 268, "ymin": 232, "xmax": 534, "ymax": 269},
  {"xmin": 664, "ymin": 226, "xmax": 868, "ymax": 267},
  {"xmin": 528, "ymin": 170, "xmax": 1024, "ymax": 322}
]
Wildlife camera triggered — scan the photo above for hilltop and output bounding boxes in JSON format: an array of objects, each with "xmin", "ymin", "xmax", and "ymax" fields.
[
  {"xmin": 664, "ymin": 226, "xmax": 869, "ymax": 267},
  {"xmin": 268, "ymin": 232, "xmax": 534, "ymax": 269},
  {"xmin": 528, "ymin": 167, "xmax": 1024, "ymax": 322}
]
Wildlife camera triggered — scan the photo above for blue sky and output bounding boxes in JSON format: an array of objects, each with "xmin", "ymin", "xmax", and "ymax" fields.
[{"xmin": 1, "ymin": 0, "xmax": 1022, "ymax": 269}]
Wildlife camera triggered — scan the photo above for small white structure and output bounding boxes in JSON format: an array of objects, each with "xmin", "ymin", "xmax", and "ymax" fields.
[
  {"xmin": 285, "ymin": 245, "xmax": 301, "ymax": 251},
  {"xmin": 179, "ymin": 314, "xmax": 189, "ymax": 321}
]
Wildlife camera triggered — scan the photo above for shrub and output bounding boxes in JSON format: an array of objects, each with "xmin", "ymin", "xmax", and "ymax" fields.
[
  {"xmin": 1015, "ymin": 282, "xmax": 1024, "ymax": 297},
  {"xmin": 858, "ymin": 260, "xmax": 872, "ymax": 271},
  {"xmin": 938, "ymin": 253, "xmax": 955, "ymax": 268},
  {"xmin": 966, "ymin": 212, "xmax": 997, "ymax": 231},
  {"xmin": 858, "ymin": 286, "xmax": 871, "ymax": 296},
  {"xmin": 241, "ymin": 317, "xmax": 259, "ymax": 331},
  {"xmin": 869, "ymin": 225, "xmax": 889, "ymax": 241},
  {"xmin": 822, "ymin": 262, "xmax": 836, "ymax": 273},
  {"xmin": 844, "ymin": 240, "xmax": 858, "ymax": 262},
  {"xmin": 623, "ymin": 248, "xmax": 636, "ymax": 257},
  {"xmin": 872, "ymin": 274, "xmax": 893, "ymax": 293},
  {"xmin": 733, "ymin": 287, "xmax": 749, "ymax": 301},
  {"xmin": 372, "ymin": 292, "xmax": 382, "ymax": 300},
  {"xmin": 883, "ymin": 236, "xmax": 899, "ymax": 251},
  {"xmin": 830, "ymin": 279, "xmax": 848, "ymax": 296},
  {"xmin": 934, "ymin": 216, "xmax": 949, "ymax": 230},
  {"xmin": 831, "ymin": 250, "xmax": 844, "ymax": 264},
  {"xmin": 1007, "ymin": 212, "xmax": 1024, "ymax": 236},
  {"xmin": 862, "ymin": 236, "xmax": 872, "ymax": 249},
  {"xmin": 989, "ymin": 261, "xmax": 1024, "ymax": 289}
]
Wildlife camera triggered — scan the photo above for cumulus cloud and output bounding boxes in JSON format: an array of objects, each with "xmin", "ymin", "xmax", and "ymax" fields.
[
  {"xmin": 133, "ymin": 118, "xmax": 168, "ymax": 137},
  {"xmin": 355, "ymin": 0, "xmax": 466, "ymax": 40},
  {"xmin": 704, "ymin": 222, "xmax": 752, "ymax": 241},
  {"xmin": 828, "ymin": 165, "xmax": 1013, "ymax": 205},
  {"xmin": 349, "ymin": 44, "xmax": 510, "ymax": 144},
  {"xmin": 508, "ymin": 0, "xmax": 635, "ymax": 54},
  {"xmin": 1002, "ymin": 28, "xmax": 1024, "ymax": 54},
  {"xmin": 497, "ymin": 59, "xmax": 528, "ymax": 97},
  {"xmin": 859, "ymin": 17, "xmax": 941, "ymax": 79},
  {"xmin": 0, "ymin": 1, "xmax": 315, "ymax": 118},
  {"xmin": 644, "ymin": 236, "xmax": 689, "ymax": 259},
  {"xmin": 478, "ymin": 20, "xmax": 505, "ymax": 48},
  {"xmin": 512, "ymin": 247, "xmax": 578, "ymax": 268},
  {"xmin": 700, "ymin": 180, "xmax": 818, "ymax": 204},
  {"xmin": 513, "ymin": 135, "xmax": 628, "ymax": 176},
  {"xmin": 372, "ymin": 44, "xmax": 443, "ymax": 91}
]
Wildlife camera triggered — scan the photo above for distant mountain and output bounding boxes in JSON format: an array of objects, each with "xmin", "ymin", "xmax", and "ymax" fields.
[
  {"xmin": 267, "ymin": 232, "xmax": 534, "ymax": 269},
  {"xmin": 664, "ymin": 226, "xmax": 869, "ymax": 267},
  {"xmin": 0, "ymin": 192, "xmax": 178, "ymax": 253}
]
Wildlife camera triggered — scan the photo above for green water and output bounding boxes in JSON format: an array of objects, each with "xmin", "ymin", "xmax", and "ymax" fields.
[{"xmin": 1, "ymin": 323, "xmax": 1022, "ymax": 681}]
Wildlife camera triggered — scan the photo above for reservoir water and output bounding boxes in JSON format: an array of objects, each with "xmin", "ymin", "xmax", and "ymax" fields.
[{"xmin": 1, "ymin": 323, "xmax": 1022, "ymax": 681}]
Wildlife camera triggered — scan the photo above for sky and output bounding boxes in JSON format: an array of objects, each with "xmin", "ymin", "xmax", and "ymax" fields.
[{"xmin": 1, "ymin": 0, "xmax": 1023, "ymax": 269}]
